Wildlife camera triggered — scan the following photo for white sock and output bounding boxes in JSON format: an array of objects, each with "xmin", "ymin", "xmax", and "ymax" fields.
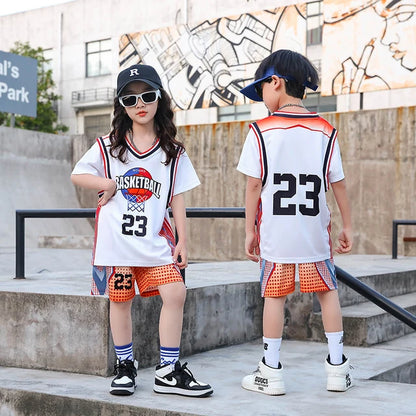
[
  {"xmin": 263, "ymin": 337, "xmax": 282, "ymax": 368},
  {"xmin": 325, "ymin": 331, "xmax": 344, "ymax": 365}
]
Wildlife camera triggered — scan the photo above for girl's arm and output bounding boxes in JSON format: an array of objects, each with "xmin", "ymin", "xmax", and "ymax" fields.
[
  {"xmin": 245, "ymin": 175, "xmax": 262, "ymax": 262},
  {"xmin": 71, "ymin": 173, "xmax": 116, "ymax": 206},
  {"xmin": 331, "ymin": 179, "xmax": 353, "ymax": 254},
  {"xmin": 170, "ymin": 193, "xmax": 188, "ymax": 269}
]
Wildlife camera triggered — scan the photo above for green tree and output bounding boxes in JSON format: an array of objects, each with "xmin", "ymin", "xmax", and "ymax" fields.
[{"xmin": 0, "ymin": 41, "xmax": 68, "ymax": 133}]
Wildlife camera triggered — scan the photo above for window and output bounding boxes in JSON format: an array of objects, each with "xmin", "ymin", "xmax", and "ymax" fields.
[
  {"xmin": 86, "ymin": 39, "xmax": 112, "ymax": 77},
  {"xmin": 303, "ymin": 92, "xmax": 336, "ymax": 113},
  {"xmin": 218, "ymin": 104, "xmax": 251, "ymax": 122},
  {"xmin": 84, "ymin": 114, "xmax": 111, "ymax": 139},
  {"xmin": 306, "ymin": 1, "xmax": 323, "ymax": 46}
]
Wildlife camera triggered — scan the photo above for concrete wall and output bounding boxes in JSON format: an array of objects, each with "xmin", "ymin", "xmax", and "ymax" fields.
[
  {"xmin": 73, "ymin": 106, "xmax": 416, "ymax": 259},
  {"xmin": 0, "ymin": 126, "xmax": 93, "ymax": 249}
]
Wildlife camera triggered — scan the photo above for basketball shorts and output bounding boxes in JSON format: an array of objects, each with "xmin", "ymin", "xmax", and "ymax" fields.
[
  {"xmin": 260, "ymin": 258, "xmax": 337, "ymax": 297},
  {"xmin": 92, "ymin": 264, "xmax": 183, "ymax": 302}
]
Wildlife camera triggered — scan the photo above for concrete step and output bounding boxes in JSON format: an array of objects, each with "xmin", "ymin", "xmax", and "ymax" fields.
[
  {"xmin": 309, "ymin": 292, "xmax": 416, "ymax": 346},
  {"xmin": 1, "ymin": 337, "xmax": 416, "ymax": 416},
  {"xmin": 337, "ymin": 270, "xmax": 416, "ymax": 307}
]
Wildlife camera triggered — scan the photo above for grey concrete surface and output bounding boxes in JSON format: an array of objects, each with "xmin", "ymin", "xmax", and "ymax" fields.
[
  {"xmin": 0, "ymin": 335, "xmax": 415, "ymax": 416},
  {"xmin": 0, "ymin": 127, "xmax": 93, "ymax": 249},
  {"xmin": 0, "ymin": 253, "xmax": 415, "ymax": 415}
]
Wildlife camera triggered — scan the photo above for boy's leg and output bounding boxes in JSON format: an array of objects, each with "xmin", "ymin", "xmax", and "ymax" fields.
[
  {"xmin": 242, "ymin": 261, "xmax": 293, "ymax": 396},
  {"xmin": 316, "ymin": 288, "xmax": 352, "ymax": 391},
  {"xmin": 263, "ymin": 296, "xmax": 286, "ymax": 368},
  {"xmin": 316, "ymin": 290, "xmax": 344, "ymax": 364}
]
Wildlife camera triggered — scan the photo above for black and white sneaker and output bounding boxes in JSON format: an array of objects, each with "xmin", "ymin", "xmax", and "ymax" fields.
[
  {"xmin": 110, "ymin": 359, "xmax": 138, "ymax": 395},
  {"xmin": 153, "ymin": 361, "xmax": 213, "ymax": 397}
]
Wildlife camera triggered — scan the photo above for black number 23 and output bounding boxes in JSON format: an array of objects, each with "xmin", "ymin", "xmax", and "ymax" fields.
[{"xmin": 273, "ymin": 173, "xmax": 321, "ymax": 216}]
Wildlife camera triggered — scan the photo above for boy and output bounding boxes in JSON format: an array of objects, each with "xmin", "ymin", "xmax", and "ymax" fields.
[{"xmin": 237, "ymin": 49, "xmax": 353, "ymax": 395}]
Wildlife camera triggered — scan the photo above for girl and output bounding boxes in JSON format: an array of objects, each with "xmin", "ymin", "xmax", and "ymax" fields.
[{"xmin": 71, "ymin": 64, "xmax": 212, "ymax": 398}]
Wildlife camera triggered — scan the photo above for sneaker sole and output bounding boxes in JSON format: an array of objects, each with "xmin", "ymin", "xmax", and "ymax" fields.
[
  {"xmin": 110, "ymin": 386, "xmax": 135, "ymax": 396},
  {"xmin": 241, "ymin": 381, "xmax": 286, "ymax": 396},
  {"xmin": 153, "ymin": 385, "xmax": 213, "ymax": 397}
]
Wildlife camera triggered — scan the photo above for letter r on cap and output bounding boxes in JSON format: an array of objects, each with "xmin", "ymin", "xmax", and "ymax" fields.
[{"xmin": 130, "ymin": 69, "xmax": 139, "ymax": 76}]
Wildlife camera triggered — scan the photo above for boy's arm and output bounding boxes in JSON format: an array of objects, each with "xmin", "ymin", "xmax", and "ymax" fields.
[
  {"xmin": 245, "ymin": 176, "xmax": 262, "ymax": 262},
  {"xmin": 71, "ymin": 173, "xmax": 116, "ymax": 206},
  {"xmin": 170, "ymin": 193, "xmax": 188, "ymax": 269},
  {"xmin": 331, "ymin": 179, "xmax": 353, "ymax": 254}
]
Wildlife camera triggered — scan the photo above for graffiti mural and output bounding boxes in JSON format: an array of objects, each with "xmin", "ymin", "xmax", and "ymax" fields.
[
  {"xmin": 321, "ymin": 0, "xmax": 416, "ymax": 96},
  {"xmin": 119, "ymin": 6, "xmax": 306, "ymax": 110}
]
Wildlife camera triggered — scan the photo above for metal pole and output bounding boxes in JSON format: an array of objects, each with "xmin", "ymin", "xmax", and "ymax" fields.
[
  {"xmin": 392, "ymin": 220, "xmax": 398, "ymax": 259},
  {"xmin": 15, "ymin": 211, "xmax": 25, "ymax": 279},
  {"xmin": 336, "ymin": 266, "xmax": 416, "ymax": 330}
]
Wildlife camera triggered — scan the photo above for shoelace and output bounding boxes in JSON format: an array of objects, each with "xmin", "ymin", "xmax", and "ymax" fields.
[
  {"xmin": 114, "ymin": 360, "xmax": 136, "ymax": 377},
  {"xmin": 179, "ymin": 362, "xmax": 200, "ymax": 385}
]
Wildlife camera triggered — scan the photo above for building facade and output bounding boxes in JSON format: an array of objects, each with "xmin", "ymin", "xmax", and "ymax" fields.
[{"xmin": 0, "ymin": 0, "xmax": 415, "ymax": 138}]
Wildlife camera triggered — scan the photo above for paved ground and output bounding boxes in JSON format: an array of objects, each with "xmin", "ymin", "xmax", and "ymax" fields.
[
  {"xmin": 1, "ymin": 252, "xmax": 415, "ymax": 415},
  {"xmin": 0, "ymin": 334, "xmax": 415, "ymax": 416}
]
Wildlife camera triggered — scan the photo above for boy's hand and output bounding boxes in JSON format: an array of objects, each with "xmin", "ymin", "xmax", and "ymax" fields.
[
  {"xmin": 335, "ymin": 228, "xmax": 353, "ymax": 254},
  {"xmin": 245, "ymin": 231, "xmax": 260, "ymax": 262}
]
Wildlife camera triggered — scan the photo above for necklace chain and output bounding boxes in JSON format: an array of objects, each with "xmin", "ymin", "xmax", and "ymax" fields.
[{"xmin": 277, "ymin": 103, "xmax": 305, "ymax": 111}]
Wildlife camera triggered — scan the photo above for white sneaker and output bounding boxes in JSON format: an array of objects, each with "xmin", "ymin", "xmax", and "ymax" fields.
[
  {"xmin": 325, "ymin": 355, "xmax": 353, "ymax": 392},
  {"xmin": 242, "ymin": 358, "xmax": 286, "ymax": 395}
]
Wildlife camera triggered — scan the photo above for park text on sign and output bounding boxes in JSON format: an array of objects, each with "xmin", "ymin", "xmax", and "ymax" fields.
[{"xmin": 0, "ymin": 51, "xmax": 37, "ymax": 117}]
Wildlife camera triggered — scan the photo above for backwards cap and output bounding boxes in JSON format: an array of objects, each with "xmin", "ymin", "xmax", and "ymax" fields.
[{"xmin": 240, "ymin": 66, "xmax": 318, "ymax": 102}]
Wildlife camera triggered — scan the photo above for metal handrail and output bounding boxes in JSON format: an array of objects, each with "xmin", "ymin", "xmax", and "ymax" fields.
[
  {"xmin": 15, "ymin": 207, "xmax": 245, "ymax": 279},
  {"xmin": 335, "ymin": 266, "xmax": 416, "ymax": 330},
  {"xmin": 392, "ymin": 219, "xmax": 416, "ymax": 259},
  {"xmin": 14, "ymin": 208, "xmax": 416, "ymax": 331}
]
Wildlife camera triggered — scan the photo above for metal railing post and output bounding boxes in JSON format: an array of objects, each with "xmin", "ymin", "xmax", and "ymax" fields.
[
  {"xmin": 392, "ymin": 220, "xmax": 398, "ymax": 259},
  {"xmin": 15, "ymin": 211, "xmax": 25, "ymax": 279}
]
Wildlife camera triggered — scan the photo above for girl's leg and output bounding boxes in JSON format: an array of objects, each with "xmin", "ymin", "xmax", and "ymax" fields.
[
  {"xmin": 158, "ymin": 281, "xmax": 186, "ymax": 348},
  {"xmin": 110, "ymin": 299, "xmax": 133, "ymax": 346},
  {"xmin": 317, "ymin": 290, "xmax": 344, "ymax": 364}
]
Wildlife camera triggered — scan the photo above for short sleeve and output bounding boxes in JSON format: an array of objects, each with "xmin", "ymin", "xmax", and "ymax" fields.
[
  {"xmin": 236, "ymin": 127, "xmax": 262, "ymax": 178},
  {"xmin": 72, "ymin": 141, "xmax": 105, "ymax": 177},
  {"xmin": 328, "ymin": 137, "xmax": 345, "ymax": 184},
  {"xmin": 172, "ymin": 150, "xmax": 201, "ymax": 195}
]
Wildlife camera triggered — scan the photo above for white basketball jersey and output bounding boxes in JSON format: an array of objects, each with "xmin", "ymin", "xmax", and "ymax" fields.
[
  {"xmin": 72, "ymin": 135, "xmax": 200, "ymax": 267},
  {"xmin": 237, "ymin": 112, "xmax": 345, "ymax": 263}
]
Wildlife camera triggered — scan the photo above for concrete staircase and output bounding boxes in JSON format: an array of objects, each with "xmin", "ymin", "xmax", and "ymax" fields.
[
  {"xmin": 0, "ymin": 254, "xmax": 415, "ymax": 416},
  {"xmin": 308, "ymin": 268, "xmax": 416, "ymax": 346}
]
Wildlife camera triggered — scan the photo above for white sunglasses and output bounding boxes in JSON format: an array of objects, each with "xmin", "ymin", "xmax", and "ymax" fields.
[{"xmin": 118, "ymin": 90, "xmax": 161, "ymax": 107}]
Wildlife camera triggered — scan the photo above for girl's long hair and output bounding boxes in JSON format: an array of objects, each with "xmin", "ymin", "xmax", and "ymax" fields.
[{"xmin": 109, "ymin": 89, "xmax": 184, "ymax": 165}]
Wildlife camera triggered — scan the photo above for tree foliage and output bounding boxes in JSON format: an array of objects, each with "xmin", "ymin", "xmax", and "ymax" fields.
[{"xmin": 0, "ymin": 41, "xmax": 68, "ymax": 133}]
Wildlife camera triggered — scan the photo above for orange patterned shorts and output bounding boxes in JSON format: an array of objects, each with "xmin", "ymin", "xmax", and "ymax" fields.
[
  {"xmin": 260, "ymin": 258, "xmax": 337, "ymax": 297},
  {"xmin": 108, "ymin": 264, "xmax": 183, "ymax": 302}
]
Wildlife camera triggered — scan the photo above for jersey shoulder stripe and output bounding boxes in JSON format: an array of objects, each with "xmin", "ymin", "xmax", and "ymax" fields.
[
  {"xmin": 97, "ymin": 135, "xmax": 111, "ymax": 179},
  {"xmin": 250, "ymin": 122, "xmax": 268, "ymax": 187}
]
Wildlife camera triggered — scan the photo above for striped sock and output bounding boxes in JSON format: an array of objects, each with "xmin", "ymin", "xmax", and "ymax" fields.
[
  {"xmin": 160, "ymin": 346, "xmax": 180, "ymax": 366},
  {"xmin": 114, "ymin": 342, "xmax": 133, "ymax": 362}
]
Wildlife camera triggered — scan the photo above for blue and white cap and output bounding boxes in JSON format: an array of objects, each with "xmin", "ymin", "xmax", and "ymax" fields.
[{"xmin": 240, "ymin": 67, "xmax": 318, "ymax": 101}]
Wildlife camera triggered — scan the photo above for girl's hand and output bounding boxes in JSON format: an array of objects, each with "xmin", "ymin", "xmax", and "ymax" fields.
[
  {"xmin": 173, "ymin": 241, "xmax": 188, "ymax": 269},
  {"xmin": 98, "ymin": 179, "xmax": 116, "ymax": 206},
  {"xmin": 245, "ymin": 230, "xmax": 260, "ymax": 262}
]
